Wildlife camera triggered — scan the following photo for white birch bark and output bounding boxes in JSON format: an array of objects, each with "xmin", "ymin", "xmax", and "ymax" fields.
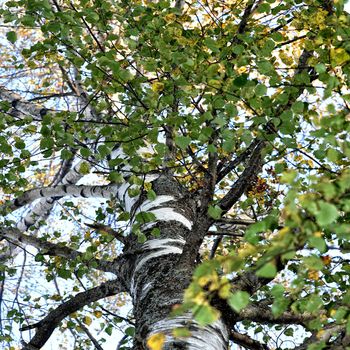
[{"xmin": 1, "ymin": 87, "xmax": 230, "ymax": 349}]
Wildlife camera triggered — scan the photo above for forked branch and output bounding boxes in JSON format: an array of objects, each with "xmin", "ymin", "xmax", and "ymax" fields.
[{"xmin": 21, "ymin": 279, "xmax": 124, "ymax": 350}]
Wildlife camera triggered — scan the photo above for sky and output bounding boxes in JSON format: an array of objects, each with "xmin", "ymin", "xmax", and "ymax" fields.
[{"xmin": 1, "ymin": 1, "xmax": 350, "ymax": 349}]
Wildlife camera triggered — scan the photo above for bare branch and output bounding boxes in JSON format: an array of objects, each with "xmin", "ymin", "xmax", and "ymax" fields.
[
  {"xmin": 217, "ymin": 139, "xmax": 261, "ymax": 183},
  {"xmin": 76, "ymin": 319, "xmax": 104, "ymax": 350},
  {"xmin": 216, "ymin": 216, "xmax": 256, "ymax": 226},
  {"xmin": 219, "ymin": 140, "xmax": 266, "ymax": 213},
  {"xmin": 288, "ymin": 324, "xmax": 347, "ymax": 350},
  {"xmin": 20, "ymin": 279, "xmax": 124, "ymax": 350},
  {"xmin": 207, "ymin": 231, "xmax": 244, "ymax": 237},
  {"xmin": 209, "ymin": 237, "xmax": 222, "ymax": 259},
  {"xmin": 237, "ymin": 304, "xmax": 319, "ymax": 325},
  {"xmin": 86, "ymin": 223, "xmax": 126, "ymax": 244},
  {"xmin": 230, "ymin": 330, "xmax": 270, "ymax": 350},
  {"xmin": 28, "ymin": 92, "xmax": 74, "ymax": 102}
]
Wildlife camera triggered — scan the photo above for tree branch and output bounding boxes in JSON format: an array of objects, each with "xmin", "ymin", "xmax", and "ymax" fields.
[
  {"xmin": 207, "ymin": 231, "xmax": 244, "ymax": 237},
  {"xmin": 76, "ymin": 319, "xmax": 104, "ymax": 350},
  {"xmin": 288, "ymin": 324, "xmax": 347, "ymax": 350},
  {"xmin": 218, "ymin": 140, "xmax": 266, "ymax": 213},
  {"xmin": 4, "ymin": 184, "xmax": 119, "ymax": 212},
  {"xmin": 237, "ymin": 0, "xmax": 256, "ymax": 34},
  {"xmin": 217, "ymin": 139, "xmax": 261, "ymax": 183},
  {"xmin": 0, "ymin": 226, "xmax": 115, "ymax": 273},
  {"xmin": 216, "ymin": 216, "xmax": 256, "ymax": 226},
  {"xmin": 230, "ymin": 330, "xmax": 270, "ymax": 350},
  {"xmin": 20, "ymin": 279, "xmax": 124, "ymax": 350},
  {"xmin": 86, "ymin": 223, "xmax": 126, "ymax": 244},
  {"xmin": 0, "ymin": 86, "xmax": 58, "ymax": 119},
  {"xmin": 237, "ymin": 304, "xmax": 319, "ymax": 325}
]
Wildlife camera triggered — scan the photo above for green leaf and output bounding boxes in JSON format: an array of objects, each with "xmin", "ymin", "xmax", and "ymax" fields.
[
  {"xmin": 281, "ymin": 170, "xmax": 297, "ymax": 184},
  {"xmin": 271, "ymin": 284, "xmax": 284, "ymax": 297},
  {"xmin": 232, "ymin": 45, "xmax": 244, "ymax": 55},
  {"xmin": 194, "ymin": 304, "xmax": 220, "ymax": 326},
  {"xmin": 79, "ymin": 162, "xmax": 90, "ymax": 175},
  {"xmin": 308, "ymin": 236, "xmax": 326, "ymax": 253},
  {"xmin": 303, "ymin": 256, "xmax": 324, "ymax": 270},
  {"xmin": 173, "ymin": 327, "xmax": 191, "ymax": 338},
  {"xmin": 255, "ymin": 84, "xmax": 267, "ymax": 96},
  {"xmin": 346, "ymin": 317, "xmax": 350, "ymax": 335},
  {"xmin": 257, "ymin": 3, "xmax": 270, "ymax": 13},
  {"xmin": 61, "ymin": 149, "xmax": 73, "ymax": 160},
  {"xmin": 105, "ymin": 324, "xmax": 113, "ymax": 336},
  {"xmin": 204, "ymin": 38, "xmax": 219, "ymax": 52},
  {"xmin": 57, "ymin": 268, "xmax": 71, "ymax": 279},
  {"xmin": 256, "ymin": 262, "xmax": 277, "ymax": 278},
  {"xmin": 118, "ymin": 212, "xmax": 130, "ymax": 221},
  {"xmin": 233, "ymin": 74, "xmax": 248, "ymax": 87},
  {"xmin": 6, "ymin": 31, "xmax": 17, "ymax": 43},
  {"xmin": 305, "ymin": 295, "xmax": 323, "ymax": 313},
  {"xmin": 147, "ymin": 189, "xmax": 157, "ymax": 201},
  {"xmin": 151, "ymin": 227, "xmax": 160, "ymax": 237},
  {"xmin": 315, "ymin": 63, "xmax": 327, "ymax": 74},
  {"xmin": 291, "ymin": 101, "xmax": 304, "ymax": 114},
  {"xmin": 208, "ymin": 205, "xmax": 222, "ymax": 220},
  {"xmin": 125, "ymin": 326, "xmax": 135, "ymax": 337},
  {"xmin": 80, "ymin": 147, "xmax": 91, "ymax": 158},
  {"xmin": 228, "ymin": 291, "xmax": 250, "ymax": 312},
  {"xmin": 315, "ymin": 202, "xmax": 339, "ymax": 226},
  {"xmin": 109, "ymin": 172, "xmax": 123, "ymax": 183},
  {"xmin": 222, "ymin": 139, "xmax": 234, "ymax": 152},
  {"xmin": 272, "ymin": 298, "xmax": 290, "ymax": 317},
  {"xmin": 135, "ymin": 211, "xmax": 156, "ymax": 224},
  {"xmin": 175, "ymin": 136, "xmax": 191, "ymax": 149}
]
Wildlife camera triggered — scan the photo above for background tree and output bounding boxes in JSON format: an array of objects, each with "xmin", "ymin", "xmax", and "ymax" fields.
[{"xmin": 0, "ymin": 0, "xmax": 350, "ymax": 349}]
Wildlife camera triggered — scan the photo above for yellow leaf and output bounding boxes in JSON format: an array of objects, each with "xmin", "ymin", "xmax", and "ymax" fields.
[
  {"xmin": 316, "ymin": 329, "xmax": 325, "ymax": 339},
  {"xmin": 321, "ymin": 255, "xmax": 331, "ymax": 265},
  {"xmin": 144, "ymin": 182, "xmax": 152, "ymax": 191},
  {"xmin": 218, "ymin": 282, "xmax": 231, "ymax": 299},
  {"xmin": 76, "ymin": 326, "xmax": 84, "ymax": 333},
  {"xmin": 93, "ymin": 310, "xmax": 103, "ymax": 318},
  {"xmin": 237, "ymin": 66, "xmax": 247, "ymax": 74},
  {"xmin": 307, "ymin": 159, "xmax": 314, "ymax": 167},
  {"xmin": 83, "ymin": 316, "xmax": 92, "ymax": 326},
  {"xmin": 147, "ymin": 333, "xmax": 165, "ymax": 350},
  {"xmin": 278, "ymin": 227, "xmax": 290, "ymax": 236},
  {"xmin": 308, "ymin": 270, "xmax": 319, "ymax": 280},
  {"xmin": 164, "ymin": 13, "xmax": 176, "ymax": 22},
  {"xmin": 151, "ymin": 82, "xmax": 164, "ymax": 93},
  {"xmin": 79, "ymin": 161, "xmax": 91, "ymax": 175},
  {"xmin": 208, "ymin": 79, "xmax": 222, "ymax": 89},
  {"xmin": 330, "ymin": 48, "xmax": 350, "ymax": 66}
]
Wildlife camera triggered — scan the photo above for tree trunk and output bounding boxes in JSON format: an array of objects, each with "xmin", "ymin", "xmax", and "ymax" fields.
[{"xmin": 118, "ymin": 174, "xmax": 229, "ymax": 349}]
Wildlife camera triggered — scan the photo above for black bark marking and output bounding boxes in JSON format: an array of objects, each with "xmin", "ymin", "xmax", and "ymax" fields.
[
  {"xmin": 11, "ymin": 99, "xmax": 19, "ymax": 108},
  {"xmin": 39, "ymin": 108, "xmax": 47, "ymax": 117}
]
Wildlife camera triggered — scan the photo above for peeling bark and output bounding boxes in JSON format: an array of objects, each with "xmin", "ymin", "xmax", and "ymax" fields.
[{"xmin": 116, "ymin": 174, "xmax": 230, "ymax": 349}]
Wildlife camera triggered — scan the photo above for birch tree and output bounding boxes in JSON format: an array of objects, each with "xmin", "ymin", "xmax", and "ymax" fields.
[{"xmin": 0, "ymin": 0, "xmax": 350, "ymax": 349}]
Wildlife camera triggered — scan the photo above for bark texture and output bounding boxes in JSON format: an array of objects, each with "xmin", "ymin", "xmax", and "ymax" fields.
[{"xmin": 117, "ymin": 174, "xmax": 230, "ymax": 350}]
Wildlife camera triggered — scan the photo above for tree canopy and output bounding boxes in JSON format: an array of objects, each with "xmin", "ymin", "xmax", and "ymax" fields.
[{"xmin": 0, "ymin": 0, "xmax": 350, "ymax": 349}]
